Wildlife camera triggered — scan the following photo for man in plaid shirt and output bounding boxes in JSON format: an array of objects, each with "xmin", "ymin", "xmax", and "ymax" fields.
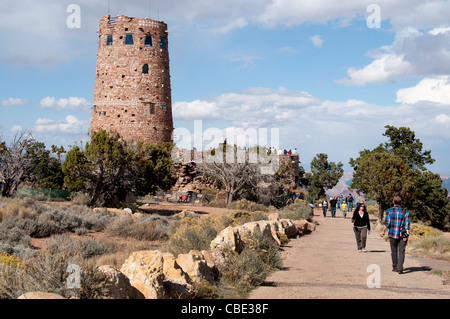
[{"xmin": 380, "ymin": 196, "xmax": 411, "ymax": 274}]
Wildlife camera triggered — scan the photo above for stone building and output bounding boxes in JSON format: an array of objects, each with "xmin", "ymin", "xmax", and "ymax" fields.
[{"xmin": 91, "ymin": 15, "xmax": 173, "ymax": 144}]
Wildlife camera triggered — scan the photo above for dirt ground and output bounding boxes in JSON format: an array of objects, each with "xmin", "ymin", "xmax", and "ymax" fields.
[{"xmin": 248, "ymin": 208, "xmax": 450, "ymax": 299}]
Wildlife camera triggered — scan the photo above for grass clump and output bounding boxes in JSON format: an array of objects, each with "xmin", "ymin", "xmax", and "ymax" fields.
[
  {"xmin": 217, "ymin": 232, "xmax": 282, "ymax": 298},
  {"xmin": 168, "ymin": 217, "xmax": 219, "ymax": 256},
  {"xmin": 278, "ymin": 202, "xmax": 313, "ymax": 221},
  {"xmin": 0, "ymin": 249, "xmax": 111, "ymax": 299},
  {"xmin": 106, "ymin": 216, "xmax": 169, "ymax": 241}
]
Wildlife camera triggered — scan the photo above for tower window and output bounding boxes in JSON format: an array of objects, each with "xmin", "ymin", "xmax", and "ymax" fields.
[
  {"xmin": 106, "ymin": 34, "xmax": 113, "ymax": 46},
  {"xmin": 160, "ymin": 37, "xmax": 166, "ymax": 49},
  {"xmin": 161, "ymin": 105, "xmax": 167, "ymax": 111},
  {"xmin": 142, "ymin": 64, "xmax": 149, "ymax": 74},
  {"xmin": 145, "ymin": 35, "xmax": 153, "ymax": 47},
  {"xmin": 125, "ymin": 33, "xmax": 134, "ymax": 45}
]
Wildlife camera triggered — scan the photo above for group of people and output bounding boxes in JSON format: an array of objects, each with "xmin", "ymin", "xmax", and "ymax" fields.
[
  {"xmin": 322, "ymin": 195, "xmax": 411, "ymax": 274},
  {"xmin": 321, "ymin": 194, "xmax": 365, "ymax": 218},
  {"xmin": 276, "ymin": 148, "xmax": 298, "ymax": 156}
]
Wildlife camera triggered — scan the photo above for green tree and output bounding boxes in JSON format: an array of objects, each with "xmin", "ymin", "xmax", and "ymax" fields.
[
  {"xmin": 305, "ymin": 153, "xmax": 343, "ymax": 200},
  {"xmin": 62, "ymin": 131, "xmax": 174, "ymax": 207},
  {"xmin": 408, "ymin": 170, "xmax": 450, "ymax": 229},
  {"xmin": 131, "ymin": 142, "xmax": 174, "ymax": 196},
  {"xmin": 28, "ymin": 142, "xmax": 64, "ymax": 189},
  {"xmin": 62, "ymin": 131, "xmax": 132, "ymax": 207},
  {"xmin": 382, "ymin": 125, "xmax": 435, "ymax": 170},
  {"xmin": 350, "ymin": 152, "xmax": 414, "ymax": 223},
  {"xmin": 350, "ymin": 125, "xmax": 449, "ymax": 229}
]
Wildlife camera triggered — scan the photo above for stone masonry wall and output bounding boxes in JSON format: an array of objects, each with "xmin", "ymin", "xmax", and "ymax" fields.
[{"xmin": 91, "ymin": 15, "xmax": 173, "ymax": 144}]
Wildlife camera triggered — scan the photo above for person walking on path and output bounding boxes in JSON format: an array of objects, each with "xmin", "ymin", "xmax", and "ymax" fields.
[
  {"xmin": 351, "ymin": 203, "xmax": 371, "ymax": 252},
  {"xmin": 330, "ymin": 197, "xmax": 338, "ymax": 218},
  {"xmin": 341, "ymin": 202, "xmax": 348, "ymax": 218},
  {"xmin": 380, "ymin": 196, "xmax": 411, "ymax": 274},
  {"xmin": 338, "ymin": 195, "xmax": 344, "ymax": 211},
  {"xmin": 347, "ymin": 194, "xmax": 354, "ymax": 212},
  {"xmin": 321, "ymin": 198, "xmax": 328, "ymax": 217}
]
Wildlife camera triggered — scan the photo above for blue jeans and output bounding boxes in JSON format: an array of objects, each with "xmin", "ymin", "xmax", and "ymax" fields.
[
  {"xmin": 322, "ymin": 206, "xmax": 327, "ymax": 217},
  {"xmin": 348, "ymin": 202, "xmax": 353, "ymax": 212},
  {"xmin": 330, "ymin": 207, "xmax": 336, "ymax": 217}
]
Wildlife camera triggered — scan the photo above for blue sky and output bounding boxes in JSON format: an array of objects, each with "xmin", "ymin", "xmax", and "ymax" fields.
[{"xmin": 1, "ymin": 0, "xmax": 450, "ymax": 175}]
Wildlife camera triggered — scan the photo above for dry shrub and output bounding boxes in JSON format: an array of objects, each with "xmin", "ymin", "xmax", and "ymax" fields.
[
  {"xmin": 0, "ymin": 248, "xmax": 111, "ymax": 299},
  {"xmin": 217, "ymin": 232, "xmax": 282, "ymax": 297},
  {"xmin": 168, "ymin": 217, "xmax": 218, "ymax": 256},
  {"xmin": 43, "ymin": 234, "xmax": 115, "ymax": 259},
  {"xmin": 105, "ymin": 216, "xmax": 169, "ymax": 241}
]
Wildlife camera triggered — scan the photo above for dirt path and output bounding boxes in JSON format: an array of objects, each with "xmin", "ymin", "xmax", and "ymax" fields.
[{"xmin": 249, "ymin": 209, "xmax": 450, "ymax": 299}]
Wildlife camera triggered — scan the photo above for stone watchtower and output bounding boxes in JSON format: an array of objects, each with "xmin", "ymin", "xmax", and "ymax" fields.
[{"xmin": 91, "ymin": 15, "xmax": 173, "ymax": 144}]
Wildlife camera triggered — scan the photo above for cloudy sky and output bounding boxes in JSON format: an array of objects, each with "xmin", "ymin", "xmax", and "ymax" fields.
[{"xmin": 1, "ymin": 0, "xmax": 449, "ymax": 175}]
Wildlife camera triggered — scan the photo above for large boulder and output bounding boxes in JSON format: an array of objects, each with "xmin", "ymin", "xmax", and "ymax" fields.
[
  {"xmin": 210, "ymin": 220, "xmax": 282, "ymax": 253},
  {"xmin": 293, "ymin": 219, "xmax": 316, "ymax": 235},
  {"xmin": 97, "ymin": 265, "xmax": 136, "ymax": 299},
  {"xmin": 18, "ymin": 292, "xmax": 65, "ymax": 299},
  {"xmin": 176, "ymin": 251, "xmax": 215, "ymax": 284},
  {"xmin": 120, "ymin": 250, "xmax": 165, "ymax": 299},
  {"xmin": 279, "ymin": 219, "xmax": 298, "ymax": 238},
  {"xmin": 161, "ymin": 253, "xmax": 194, "ymax": 299},
  {"xmin": 210, "ymin": 226, "xmax": 244, "ymax": 252}
]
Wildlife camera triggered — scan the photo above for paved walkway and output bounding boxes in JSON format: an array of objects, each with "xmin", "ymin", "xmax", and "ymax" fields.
[{"xmin": 249, "ymin": 209, "xmax": 450, "ymax": 299}]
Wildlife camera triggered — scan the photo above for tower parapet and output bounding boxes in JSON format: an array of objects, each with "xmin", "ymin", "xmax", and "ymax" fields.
[{"xmin": 91, "ymin": 15, "xmax": 173, "ymax": 144}]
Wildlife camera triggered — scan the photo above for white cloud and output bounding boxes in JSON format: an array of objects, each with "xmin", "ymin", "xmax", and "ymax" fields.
[
  {"xmin": 433, "ymin": 114, "xmax": 450, "ymax": 126},
  {"xmin": 10, "ymin": 125, "xmax": 22, "ymax": 133},
  {"xmin": 1, "ymin": 97, "xmax": 28, "ymax": 107},
  {"xmin": 212, "ymin": 18, "xmax": 248, "ymax": 34},
  {"xmin": 39, "ymin": 96, "xmax": 91, "ymax": 112},
  {"xmin": 1, "ymin": 1, "xmax": 449, "ymax": 66},
  {"xmin": 396, "ymin": 76, "xmax": 450, "ymax": 105},
  {"xmin": 33, "ymin": 115, "xmax": 88, "ymax": 135},
  {"xmin": 310, "ymin": 35, "xmax": 324, "ymax": 48},
  {"xmin": 173, "ymin": 87, "xmax": 450, "ymax": 165},
  {"xmin": 339, "ymin": 26, "xmax": 450, "ymax": 85},
  {"xmin": 224, "ymin": 55, "xmax": 263, "ymax": 69}
]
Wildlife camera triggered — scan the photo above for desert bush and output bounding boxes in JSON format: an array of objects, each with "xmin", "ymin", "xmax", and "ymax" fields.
[
  {"xmin": 229, "ymin": 199, "xmax": 269, "ymax": 212},
  {"xmin": 218, "ymin": 232, "xmax": 282, "ymax": 296},
  {"xmin": 168, "ymin": 217, "xmax": 219, "ymax": 256},
  {"xmin": 44, "ymin": 234, "xmax": 115, "ymax": 259},
  {"xmin": 106, "ymin": 216, "xmax": 169, "ymax": 241},
  {"xmin": 410, "ymin": 235, "xmax": 450, "ymax": 256},
  {"xmin": 0, "ymin": 248, "xmax": 111, "ymax": 299},
  {"xmin": 230, "ymin": 211, "xmax": 268, "ymax": 226},
  {"xmin": 0, "ymin": 252, "xmax": 22, "ymax": 267},
  {"xmin": 278, "ymin": 204, "xmax": 313, "ymax": 221},
  {"xmin": 207, "ymin": 199, "xmax": 227, "ymax": 208},
  {"xmin": 410, "ymin": 223, "xmax": 441, "ymax": 238}
]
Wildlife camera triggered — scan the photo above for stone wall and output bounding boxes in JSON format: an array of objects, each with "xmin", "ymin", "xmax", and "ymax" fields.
[{"xmin": 91, "ymin": 15, "xmax": 173, "ymax": 144}]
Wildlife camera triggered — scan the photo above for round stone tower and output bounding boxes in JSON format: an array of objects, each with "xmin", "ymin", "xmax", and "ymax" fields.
[{"xmin": 91, "ymin": 15, "xmax": 173, "ymax": 144}]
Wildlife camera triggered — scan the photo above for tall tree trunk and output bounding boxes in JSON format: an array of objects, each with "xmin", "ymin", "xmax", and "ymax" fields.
[{"xmin": 377, "ymin": 202, "xmax": 384, "ymax": 225}]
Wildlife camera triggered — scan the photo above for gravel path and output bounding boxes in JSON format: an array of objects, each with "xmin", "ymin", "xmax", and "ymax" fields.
[{"xmin": 249, "ymin": 209, "xmax": 450, "ymax": 299}]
